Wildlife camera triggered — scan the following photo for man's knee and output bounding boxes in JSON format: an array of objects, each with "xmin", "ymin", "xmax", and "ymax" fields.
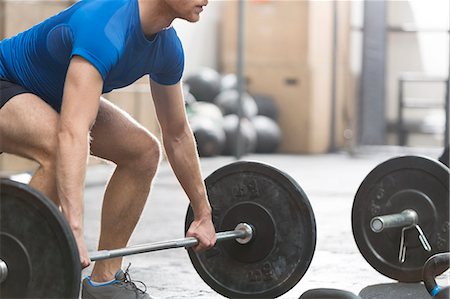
[
  {"xmin": 35, "ymin": 134, "xmax": 58, "ymax": 172},
  {"xmin": 121, "ymin": 133, "xmax": 161, "ymax": 174}
]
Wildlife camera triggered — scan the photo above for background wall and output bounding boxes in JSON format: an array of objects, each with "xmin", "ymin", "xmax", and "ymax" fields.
[
  {"xmin": 386, "ymin": 0, "xmax": 449, "ymax": 145},
  {"xmin": 349, "ymin": 0, "xmax": 449, "ymax": 146}
]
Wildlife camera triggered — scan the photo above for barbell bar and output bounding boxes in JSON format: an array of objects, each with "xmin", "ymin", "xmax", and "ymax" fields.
[
  {"xmin": 0, "ymin": 260, "xmax": 7, "ymax": 284},
  {"xmin": 370, "ymin": 209, "xmax": 418, "ymax": 233},
  {"xmin": 89, "ymin": 222, "xmax": 253, "ymax": 261},
  {"xmin": 370, "ymin": 208, "xmax": 432, "ymax": 262},
  {"xmin": 0, "ymin": 223, "xmax": 253, "ymax": 284}
]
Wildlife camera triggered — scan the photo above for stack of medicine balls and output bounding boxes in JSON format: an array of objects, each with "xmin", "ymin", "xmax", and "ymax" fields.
[{"xmin": 184, "ymin": 68, "xmax": 282, "ymax": 157}]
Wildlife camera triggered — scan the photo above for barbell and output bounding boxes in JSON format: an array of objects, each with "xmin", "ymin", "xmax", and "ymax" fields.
[
  {"xmin": 299, "ymin": 155, "xmax": 449, "ymax": 299},
  {"xmin": 0, "ymin": 161, "xmax": 317, "ymax": 298},
  {"xmin": 2, "ymin": 154, "xmax": 447, "ymax": 298},
  {"xmin": 352, "ymin": 155, "xmax": 449, "ymax": 282}
]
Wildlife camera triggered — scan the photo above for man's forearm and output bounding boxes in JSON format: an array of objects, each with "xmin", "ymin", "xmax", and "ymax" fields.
[
  {"xmin": 164, "ymin": 128, "xmax": 211, "ymax": 219},
  {"xmin": 56, "ymin": 127, "xmax": 89, "ymax": 230}
]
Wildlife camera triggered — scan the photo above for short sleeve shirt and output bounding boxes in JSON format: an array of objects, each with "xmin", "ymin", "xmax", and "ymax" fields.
[{"xmin": 0, "ymin": 0, "xmax": 184, "ymax": 111}]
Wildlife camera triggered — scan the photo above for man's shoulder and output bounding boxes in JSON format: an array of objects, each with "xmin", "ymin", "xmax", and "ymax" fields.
[
  {"xmin": 159, "ymin": 27, "xmax": 183, "ymax": 52},
  {"xmin": 70, "ymin": 0, "xmax": 135, "ymax": 50},
  {"xmin": 70, "ymin": 0, "xmax": 133, "ymax": 27},
  {"xmin": 148, "ymin": 26, "xmax": 184, "ymax": 85},
  {"xmin": 68, "ymin": 0, "xmax": 136, "ymax": 78}
]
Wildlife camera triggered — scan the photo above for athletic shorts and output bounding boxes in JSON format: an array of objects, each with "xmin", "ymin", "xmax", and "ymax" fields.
[{"xmin": 0, "ymin": 79, "xmax": 32, "ymax": 109}]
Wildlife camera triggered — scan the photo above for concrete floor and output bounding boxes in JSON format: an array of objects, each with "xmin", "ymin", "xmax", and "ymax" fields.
[{"xmin": 81, "ymin": 148, "xmax": 448, "ymax": 298}]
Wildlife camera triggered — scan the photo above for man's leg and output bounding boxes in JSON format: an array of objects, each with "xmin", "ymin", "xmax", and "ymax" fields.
[
  {"xmin": 1, "ymin": 93, "xmax": 160, "ymax": 281},
  {"xmin": 0, "ymin": 93, "xmax": 59, "ymax": 204},
  {"xmin": 89, "ymin": 98, "xmax": 161, "ymax": 282}
]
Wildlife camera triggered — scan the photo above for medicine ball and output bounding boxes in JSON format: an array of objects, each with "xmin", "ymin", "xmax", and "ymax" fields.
[
  {"xmin": 222, "ymin": 114, "xmax": 257, "ymax": 155},
  {"xmin": 184, "ymin": 68, "xmax": 222, "ymax": 102},
  {"xmin": 252, "ymin": 116, "xmax": 281, "ymax": 153},
  {"xmin": 184, "ymin": 91, "xmax": 197, "ymax": 107},
  {"xmin": 221, "ymin": 73, "xmax": 238, "ymax": 91},
  {"xmin": 252, "ymin": 93, "xmax": 279, "ymax": 121},
  {"xmin": 187, "ymin": 102, "xmax": 223, "ymax": 124},
  {"xmin": 189, "ymin": 116, "xmax": 225, "ymax": 157},
  {"xmin": 214, "ymin": 89, "xmax": 258, "ymax": 118}
]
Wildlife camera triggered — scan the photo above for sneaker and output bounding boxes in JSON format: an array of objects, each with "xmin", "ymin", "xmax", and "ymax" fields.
[{"xmin": 82, "ymin": 265, "xmax": 151, "ymax": 299}]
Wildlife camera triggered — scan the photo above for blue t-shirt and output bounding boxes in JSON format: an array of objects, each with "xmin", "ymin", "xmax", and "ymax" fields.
[{"xmin": 0, "ymin": 0, "xmax": 184, "ymax": 111}]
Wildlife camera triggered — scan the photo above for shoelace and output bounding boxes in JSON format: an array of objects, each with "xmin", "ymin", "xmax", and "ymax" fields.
[{"xmin": 121, "ymin": 263, "xmax": 148, "ymax": 294}]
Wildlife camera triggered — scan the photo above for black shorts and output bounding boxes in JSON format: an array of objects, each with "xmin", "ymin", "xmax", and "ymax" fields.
[{"xmin": 0, "ymin": 79, "xmax": 32, "ymax": 109}]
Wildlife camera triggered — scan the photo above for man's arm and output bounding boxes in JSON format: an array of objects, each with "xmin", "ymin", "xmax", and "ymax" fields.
[
  {"xmin": 150, "ymin": 79, "xmax": 216, "ymax": 251},
  {"xmin": 58, "ymin": 56, "xmax": 103, "ymax": 266}
]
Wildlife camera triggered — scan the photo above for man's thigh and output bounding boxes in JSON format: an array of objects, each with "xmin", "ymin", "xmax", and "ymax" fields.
[
  {"xmin": 90, "ymin": 98, "xmax": 158, "ymax": 164},
  {"xmin": 0, "ymin": 92, "xmax": 59, "ymax": 163}
]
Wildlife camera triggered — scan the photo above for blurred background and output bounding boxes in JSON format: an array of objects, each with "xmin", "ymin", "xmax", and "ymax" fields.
[{"xmin": 0, "ymin": 0, "xmax": 448, "ymax": 173}]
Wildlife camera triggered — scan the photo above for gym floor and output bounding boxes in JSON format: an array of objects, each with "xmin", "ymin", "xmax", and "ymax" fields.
[{"xmin": 81, "ymin": 147, "xmax": 447, "ymax": 298}]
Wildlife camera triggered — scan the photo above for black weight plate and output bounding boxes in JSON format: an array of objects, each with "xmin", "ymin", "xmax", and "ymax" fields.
[
  {"xmin": 0, "ymin": 232, "xmax": 32, "ymax": 298},
  {"xmin": 352, "ymin": 156, "xmax": 450, "ymax": 282},
  {"xmin": 0, "ymin": 179, "xmax": 80, "ymax": 298},
  {"xmin": 185, "ymin": 161, "xmax": 316, "ymax": 298}
]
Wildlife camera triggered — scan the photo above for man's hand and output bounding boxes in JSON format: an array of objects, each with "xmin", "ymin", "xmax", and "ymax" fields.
[
  {"xmin": 73, "ymin": 230, "xmax": 91, "ymax": 268},
  {"xmin": 186, "ymin": 216, "xmax": 217, "ymax": 252}
]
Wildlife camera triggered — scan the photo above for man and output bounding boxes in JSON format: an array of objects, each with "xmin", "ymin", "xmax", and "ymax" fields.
[{"xmin": 0, "ymin": 0, "xmax": 216, "ymax": 298}]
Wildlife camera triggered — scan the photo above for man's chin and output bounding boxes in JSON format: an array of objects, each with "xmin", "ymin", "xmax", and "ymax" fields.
[{"xmin": 182, "ymin": 13, "xmax": 201, "ymax": 23}]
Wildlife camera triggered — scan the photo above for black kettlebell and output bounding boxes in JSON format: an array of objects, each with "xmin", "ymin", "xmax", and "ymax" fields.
[{"xmin": 423, "ymin": 252, "xmax": 450, "ymax": 299}]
